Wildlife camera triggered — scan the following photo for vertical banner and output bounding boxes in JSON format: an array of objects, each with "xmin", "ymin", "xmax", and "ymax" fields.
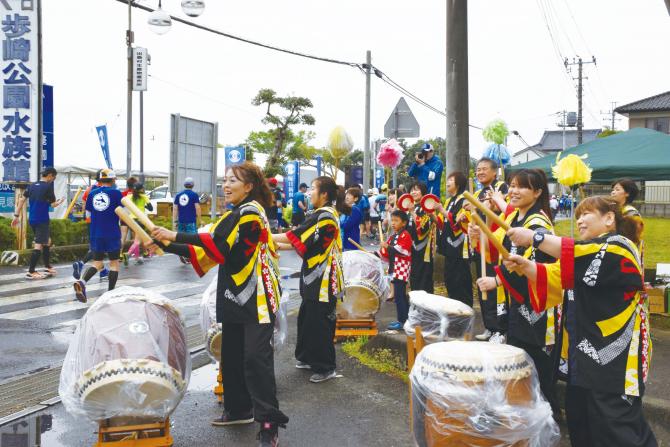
[
  {"xmin": 315, "ymin": 155, "xmax": 322, "ymax": 177},
  {"xmin": 223, "ymin": 146, "xmax": 245, "ymax": 171},
  {"xmin": 95, "ymin": 125, "xmax": 112, "ymax": 169},
  {"xmin": 41, "ymin": 83, "xmax": 53, "ymax": 169},
  {"xmin": 283, "ymin": 161, "xmax": 299, "ymax": 204},
  {"xmin": 375, "ymin": 167, "xmax": 384, "ymax": 189},
  {"xmin": 350, "ymin": 166, "xmax": 363, "ymax": 187},
  {"xmin": 0, "ymin": 0, "xmax": 41, "ymax": 183}
]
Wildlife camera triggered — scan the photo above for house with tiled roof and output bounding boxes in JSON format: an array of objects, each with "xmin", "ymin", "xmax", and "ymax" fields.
[
  {"xmin": 615, "ymin": 91, "xmax": 670, "ymax": 134},
  {"xmin": 511, "ymin": 128, "xmax": 601, "ymax": 165}
]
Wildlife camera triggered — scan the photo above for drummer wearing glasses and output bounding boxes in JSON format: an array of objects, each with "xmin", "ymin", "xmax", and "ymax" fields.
[{"xmin": 151, "ymin": 162, "xmax": 288, "ymax": 447}]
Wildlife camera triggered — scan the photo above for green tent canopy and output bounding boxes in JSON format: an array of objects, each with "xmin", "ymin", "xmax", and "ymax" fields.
[{"xmin": 509, "ymin": 128, "xmax": 670, "ymax": 183}]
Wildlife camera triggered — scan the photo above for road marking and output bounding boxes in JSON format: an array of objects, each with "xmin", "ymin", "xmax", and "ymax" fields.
[
  {"xmin": 0, "ymin": 278, "xmax": 148, "ymax": 307},
  {"xmin": 0, "ymin": 273, "xmax": 86, "ymax": 293},
  {"xmin": 0, "ymin": 265, "xmax": 70, "ymax": 282},
  {"xmin": 0, "ymin": 281, "xmax": 206, "ymax": 321}
]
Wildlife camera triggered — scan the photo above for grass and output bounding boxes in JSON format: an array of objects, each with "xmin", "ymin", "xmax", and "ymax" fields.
[
  {"xmin": 554, "ymin": 217, "xmax": 670, "ymax": 269},
  {"xmin": 341, "ymin": 336, "xmax": 409, "ymax": 383}
]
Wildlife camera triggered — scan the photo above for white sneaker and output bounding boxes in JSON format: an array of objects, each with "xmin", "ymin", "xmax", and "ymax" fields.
[
  {"xmin": 475, "ymin": 329, "xmax": 492, "ymax": 341},
  {"xmin": 488, "ymin": 332, "xmax": 506, "ymax": 344}
]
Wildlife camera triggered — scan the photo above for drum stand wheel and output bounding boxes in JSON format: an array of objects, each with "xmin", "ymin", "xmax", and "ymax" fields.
[
  {"xmin": 214, "ymin": 362, "xmax": 224, "ymax": 404},
  {"xmin": 95, "ymin": 418, "xmax": 173, "ymax": 447},
  {"xmin": 334, "ymin": 319, "xmax": 378, "ymax": 341},
  {"xmin": 406, "ymin": 326, "xmax": 426, "ymax": 435}
]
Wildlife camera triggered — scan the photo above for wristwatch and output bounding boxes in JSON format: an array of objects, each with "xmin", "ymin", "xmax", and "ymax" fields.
[{"xmin": 532, "ymin": 231, "xmax": 546, "ymax": 249}]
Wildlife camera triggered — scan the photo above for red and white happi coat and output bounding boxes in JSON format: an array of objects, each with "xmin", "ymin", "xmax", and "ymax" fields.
[{"xmin": 380, "ymin": 229, "xmax": 412, "ymax": 281}]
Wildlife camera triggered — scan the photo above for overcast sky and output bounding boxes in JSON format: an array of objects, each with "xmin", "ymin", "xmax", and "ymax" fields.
[{"xmin": 43, "ymin": 0, "xmax": 670, "ymax": 173}]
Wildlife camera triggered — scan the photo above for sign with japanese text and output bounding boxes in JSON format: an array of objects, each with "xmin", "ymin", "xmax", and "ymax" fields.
[
  {"xmin": 132, "ymin": 47, "xmax": 147, "ymax": 91},
  {"xmin": 0, "ymin": 181, "xmax": 14, "ymax": 212},
  {"xmin": 284, "ymin": 161, "xmax": 299, "ymax": 203},
  {"xmin": 0, "ymin": 0, "xmax": 40, "ymax": 183},
  {"xmin": 42, "ymin": 83, "xmax": 53, "ymax": 169}
]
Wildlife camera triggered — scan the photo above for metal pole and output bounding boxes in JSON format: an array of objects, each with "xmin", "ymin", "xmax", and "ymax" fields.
[
  {"xmin": 211, "ymin": 122, "xmax": 219, "ymax": 220},
  {"xmin": 139, "ymin": 90, "xmax": 144, "ymax": 183},
  {"xmin": 126, "ymin": 0, "xmax": 133, "ymax": 178},
  {"xmin": 577, "ymin": 57, "xmax": 583, "ymax": 145},
  {"xmin": 363, "ymin": 50, "xmax": 371, "ymax": 191},
  {"xmin": 446, "ymin": 0, "xmax": 470, "ymax": 176},
  {"xmin": 562, "ymin": 111, "xmax": 566, "ymax": 151}
]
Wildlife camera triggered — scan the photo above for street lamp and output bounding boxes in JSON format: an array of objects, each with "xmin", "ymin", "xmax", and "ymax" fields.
[
  {"xmin": 147, "ymin": 1, "xmax": 172, "ymax": 35},
  {"xmin": 181, "ymin": 0, "xmax": 205, "ymax": 17}
]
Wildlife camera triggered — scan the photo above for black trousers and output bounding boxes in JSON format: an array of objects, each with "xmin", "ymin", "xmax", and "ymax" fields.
[
  {"xmin": 474, "ymin": 258, "xmax": 501, "ymax": 332},
  {"xmin": 443, "ymin": 256, "xmax": 473, "ymax": 307},
  {"xmin": 221, "ymin": 322, "xmax": 289, "ymax": 424},
  {"xmin": 565, "ymin": 384, "xmax": 657, "ymax": 447},
  {"xmin": 295, "ymin": 299, "xmax": 336, "ymax": 373},
  {"xmin": 410, "ymin": 256, "xmax": 434, "ymax": 294},
  {"xmin": 508, "ymin": 336, "xmax": 560, "ymax": 416},
  {"xmin": 393, "ymin": 279, "xmax": 409, "ymax": 323}
]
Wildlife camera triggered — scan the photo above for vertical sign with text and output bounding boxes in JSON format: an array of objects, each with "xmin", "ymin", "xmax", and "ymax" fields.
[
  {"xmin": 132, "ymin": 47, "xmax": 147, "ymax": 91},
  {"xmin": 42, "ymin": 83, "xmax": 53, "ymax": 169},
  {"xmin": 284, "ymin": 161, "xmax": 299, "ymax": 204},
  {"xmin": 0, "ymin": 0, "xmax": 40, "ymax": 183}
]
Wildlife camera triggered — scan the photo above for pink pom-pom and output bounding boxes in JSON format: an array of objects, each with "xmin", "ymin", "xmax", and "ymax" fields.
[{"xmin": 376, "ymin": 139, "xmax": 404, "ymax": 168}]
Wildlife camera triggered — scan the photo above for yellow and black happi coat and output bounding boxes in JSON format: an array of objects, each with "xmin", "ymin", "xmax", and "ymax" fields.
[
  {"xmin": 437, "ymin": 193, "xmax": 467, "ymax": 259},
  {"xmin": 286, "ymin": 207, "xmax": 344, "ymax": 303},
  {"xmin": 409, "ymin": 203, "xmax": 437, "ymax": 263},
  {"xmin": 529, "ymin": 233, "xmax": 652, "ymax": 397},
  {"xmin": 492, "ymin": 205, "xmax": 559, "ymax": 347},
  {"xmin": 186, "ymin": 199, "xmax": 281, "ymax": 325}
]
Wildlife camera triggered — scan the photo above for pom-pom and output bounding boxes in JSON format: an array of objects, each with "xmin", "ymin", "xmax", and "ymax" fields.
[
  {"xmin": 482, "ymin": 119, "xmax": 509, "ymax": 145},
  {"xmin": 552, "ymin": 153, "xmax": 592, "ymax": 187},
  {"xmin": 483, "ymin": 143, "xmax": 511, "ymax": 167},
  {"xmin": 377, "ymin": 139, "xmax": 404, "ymax": 168},
  {"xmin": 327, "ymin": 126, "xmax": 354, "ymax": 159}
]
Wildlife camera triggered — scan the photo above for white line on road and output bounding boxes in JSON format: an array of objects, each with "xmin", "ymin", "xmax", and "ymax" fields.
[
  {"xmin": 0, "ymin": 281, "xmax": 207, "ymax": 321},
  {"xmin": 0, "ymin": 273, "xmax": 84, "ymax": 293},
  {"xmin": 0, "ymin": 265, "xmax": 70, "ymax": 282}
]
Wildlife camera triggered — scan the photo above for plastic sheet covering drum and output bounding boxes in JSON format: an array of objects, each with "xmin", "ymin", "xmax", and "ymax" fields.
[
  {"xmin": 404, "ymin": 291, "xmax": 474, "ymax": 341},
  {"xmin": 338, "ymin": 250, "xmax": 390, "ymax": 319},
  {"xmin": 200, "ymin": 277, "xmax": 221, "ymax": 362},
  {"xmin": 59, "ymin": 287, "xmax": 191, "ymax": 421},
  {"xmin": 410, "ymin": 341, "xmax": 560, "ymax": 447}
]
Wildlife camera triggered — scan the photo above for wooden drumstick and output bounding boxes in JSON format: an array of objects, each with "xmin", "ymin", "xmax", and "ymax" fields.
[
  {"xmin": 463, "ymin": 191, "xmax": 510, "ymax": 231},
  {"xmin": 470, "ymin": 212, "xmax": 510, "ymax": 260},
  {"xmin": 377, "ymin": 220, "xmax": 384, "ymax": 241},
  {"xmin": 120, "ymin": 196, "xmax": 171, "ymax": 246},
  {"xmin": 63, "ymin": 186, "xmax": 82, "ymax": 219},
  {"xmin": 348, "ymin": 237, "xmax": 370, "ymax": 253},
  {"xmin": 480, "ymin": 231, "xmax": 488, "ymax": 301},
  {"xmin": 115, "ymin": 207, "xmax": 164, "ymax": 256}
]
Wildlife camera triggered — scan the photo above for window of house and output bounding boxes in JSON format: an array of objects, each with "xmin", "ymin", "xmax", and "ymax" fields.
[{"xmin": 645, "ymin": 117, "xmax": 670, "ymax": 134}]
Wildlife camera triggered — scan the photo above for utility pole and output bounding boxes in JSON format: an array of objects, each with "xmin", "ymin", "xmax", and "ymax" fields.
[
  {"xmin": 601, "ymin": 101, "xmax": 621, "ymax": 131},
  {"xmin": 446, "ymin": 1, "xmax": 470, "ymax": 176},
  {"xmin": 363, "ymin": 50, "xmax": 371, "ymax": 191},
  {"xmin": 126, "ymin": 0, "xmax": 133, "ymax": 178},
  {"xmin": 564, "ymin": 56, "xmax": 596, "ymax": 144}
]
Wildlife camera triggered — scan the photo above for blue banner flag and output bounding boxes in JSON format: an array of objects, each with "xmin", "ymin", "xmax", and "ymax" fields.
[
  {"xmin": 284, "ymin": 161, "xmax": 300, "ymax": 204},
  {"xmin": 375, "ymin": 167, "xmax": 384, "ymax": 189},
  {"xmin": 224, "ymin": 146, "xmax": 245, "ymax": 169},
  {"xmin": 350, "ymin": 166, "xmax": 363, "ymax": 187},
  {"xmin": 42, "ymin": 85, "xmax": 54, "ymax": 170},
  {"xmin": 95, "ymin": 125, "xmax": 112, "ymax": 169}
]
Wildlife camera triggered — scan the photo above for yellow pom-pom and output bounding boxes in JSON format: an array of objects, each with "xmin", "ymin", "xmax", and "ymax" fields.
[
  {"xmin": 327, "ymin": 126, "xmax": 353, "ymax": 159},
  {"xmin": 552, "ymin": 153, "xmax": 592, "ymax": 188}
]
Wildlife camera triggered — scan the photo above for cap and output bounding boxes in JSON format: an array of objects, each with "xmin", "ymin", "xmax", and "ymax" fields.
[
  {"xmin": 99, "ymin": 169, "xmax": 116, "ymax": 179},
  {"xmin": 381, "ymin": 184, "xmax": 388, "ymax": 191},
  {"xmin": 299, "ymin": 182, "xmax": 308, "ymax": 189},
  {"xmin": 421, "ymin": 143, "xmax": 434, "ymax": 152},
  {"xmin": 133, "ymin": 182, "xmax": 144, "ymax": 191},
  {"xmin": 267, "ymin": 178, "xmax": 278, "ymax": 187},
  {"xmin": 372, "ymin": 187, "xmax": 379, "ymax": 194},
  {"xmin": 184, "ymin": 177, "xmax": 195, "ymax": 187}
]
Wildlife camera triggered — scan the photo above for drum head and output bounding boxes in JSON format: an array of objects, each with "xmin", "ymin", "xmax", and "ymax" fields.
[
  {"xmin": 337, "ymin": 285, "xmax": 380, "ymax": 319},
  {"xmin": 420, "ymin": 194, "xmax": 440, "ymax": 213},
  {"xmin": 397, "ymin": 194, "xmax": 414, "ymax": 211}
]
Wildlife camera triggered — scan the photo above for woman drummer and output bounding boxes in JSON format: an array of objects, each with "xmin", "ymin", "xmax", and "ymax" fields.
[
  {"xmin": 434, "ymin": 171, "xmax": 472, "ymax": 307},
  {"xmin": 274, "ymin": 176, "xmax": 346, "ymax": 384},
  {"xmin": 472, "ymin": 168, "xmax": 560, "ymax": 414},
  {"xmin": 504, "ymin": 196, "xmax": 656, "ymax": 447},
  {"xmin": 151, "ymin": 162, "xmax": 288, "ymax": 446},
  {"xmin": 407, "ymin": 181, "xmax": 436, "ymax": 293}
]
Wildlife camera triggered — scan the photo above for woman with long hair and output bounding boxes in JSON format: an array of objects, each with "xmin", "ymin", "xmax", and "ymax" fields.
[
  {"xmin": 472, "ymin": 168, "xmax": 560, "ymax": 414},
  {"xmin": 274, "ymin": 176, "xmax": 346, "ymax": 384},
  {"xmin": 151, "ymin": 162, "xmax": 288, "ymax": 446},
  {"xmin": 504, "ymin": 196, "xmax": 655, "ymax": 446},
  {"xmin": 434, "ymin": 171, "xmax": 472, "ymax": 306},
  {"xmin": 407, "ymin": 181, "xmax": 436, "ymax": 293}
]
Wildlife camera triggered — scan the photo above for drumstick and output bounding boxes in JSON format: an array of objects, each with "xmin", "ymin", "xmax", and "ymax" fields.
[
  {"xmin": 348, "ymin": 238, "xmax": 370, "ymax": 253},
  {"xmin": 463, "ymin": 191, "xmax": 510, "ymax": 231},
  {"xmin": 479, "ymin": 231, "xmax": 488, "ymax": 301},
  {"xmin": 377, "ymin": 220, "xmax": 384, "ymax": 241},
  {"xmin": 470, "ymin": 212, "xmax": 510, "ymax": 260},
  {"xmin": 121, "ymin": 196, "xmax": 171, "ymax": 246},
  {"xmin": 63, "ymin": 186, "xmax": 82, "ymax": 219},
  {"xmin": 115, "ymin": 207, "xmax": 164, "ymax": 256}
]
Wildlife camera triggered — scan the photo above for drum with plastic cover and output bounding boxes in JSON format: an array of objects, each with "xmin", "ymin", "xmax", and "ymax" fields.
[{"xmin": 337, "ymin": 250, "xmax": 390, "ymax": 320}]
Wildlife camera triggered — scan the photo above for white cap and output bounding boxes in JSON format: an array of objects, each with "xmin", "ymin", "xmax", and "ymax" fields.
[
  {"xmin": 184, "ymin": 177, "xmax": 194, "ymax": 186},
  {"xmin": 372, "ymin": 187, "xmax": 379, "ymax": 194}
]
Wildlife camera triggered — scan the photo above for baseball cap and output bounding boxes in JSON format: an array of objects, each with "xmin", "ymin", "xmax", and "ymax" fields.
[
  {"xmin": 184, "ymin": 177, "xmax": 194, "ymax": 187},
  {"xmin": 381, "ymin": 184, "xmax": 388, "ymax": 191},
  {"xmin": 421, "ymin": 143, "xmax": 434, "ymax": 152},
  {"xmin": 267, "ymin": 178, "xmax": 278, "ymax": 187},
  {"xmin": 99, "ymin": 168, "xmax": 116, "ymax": 179},
  {"xmin": 299, "ymin": 182, "xmax": 308, "ymax": 189},
  {"xmin": 372, "ymin": 187, "xmax": 379, "ymax": 194}
]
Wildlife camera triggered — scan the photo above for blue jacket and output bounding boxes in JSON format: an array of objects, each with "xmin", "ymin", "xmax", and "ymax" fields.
[
  {"xmin": 408, "ymin": 155, "xmax": 444, "ymax": 197},
  {"xmin": 340, "ymin": 206, "xmax": 362, "ymax": 251}
]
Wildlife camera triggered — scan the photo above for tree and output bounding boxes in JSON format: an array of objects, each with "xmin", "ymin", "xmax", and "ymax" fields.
[
  {"xmin": 598, "ymin": 128, "xmax": 621, "ymax": 139},
  {"xmin": 250, "ymin": 89, "xmax": 315, "ymax": 176},
  {"xmin": 245, "ymin": 129, "xmax": 318, "ymax": 175}
]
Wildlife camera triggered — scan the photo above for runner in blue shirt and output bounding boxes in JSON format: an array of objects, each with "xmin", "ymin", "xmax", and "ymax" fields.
[
  {"xmin": 73, "ymin": 169, "xmax": 122, "ymax": 302},
  {"xmin": 173, "ymin": 177, "xmax": 201, "ymax": 264},
  {"xmin": 291, "ymin": 183, "xmax": 308, "ymax": 227},
  {"xmin": 12, "ymin": 167, "xmax": 65, "ymax": 279}
]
